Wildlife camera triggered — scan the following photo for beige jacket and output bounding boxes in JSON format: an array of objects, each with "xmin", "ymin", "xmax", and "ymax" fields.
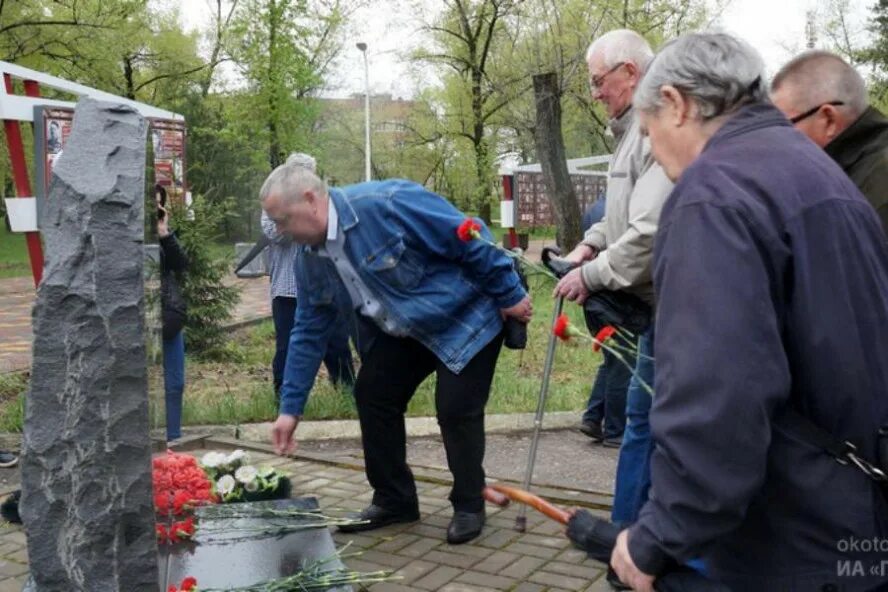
[{"xmin": 580, "ymin": 107, "xmax": 673, "ymax": 305}]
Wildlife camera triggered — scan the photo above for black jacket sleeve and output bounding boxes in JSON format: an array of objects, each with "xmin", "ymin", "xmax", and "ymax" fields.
[
  {"xmin": 159, "ymin": 232, "xmax": 188, "ymax": 274},
  {"xmin": 628, "ymin": 201, "xmax": 791, "ymax": 574}
]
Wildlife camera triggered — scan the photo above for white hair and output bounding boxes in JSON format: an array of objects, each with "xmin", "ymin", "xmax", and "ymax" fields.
[
  {"xmin": 634, "ymin": 32, "xmax": 767, "ymax": 120},
  {"xmin": 585, "ymin": 29, "xmax": 654, "ymax": 71},
  {"xmin": 259, "ymin": 152, "xmax": 325, "ymax": 203},
  {"xmin": 285, "ymin": 152, "xmax": 317, "ymax": 172}
]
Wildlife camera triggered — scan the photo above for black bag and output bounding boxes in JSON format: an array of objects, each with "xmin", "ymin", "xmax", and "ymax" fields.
[
  {"xmin": 161, "ymin": 274, "xmax": 187, "ymax": 341},
  {"xmin": 503, "ymin": 259, "xmax": 529, "ymax": 350},
  {"xmin": 582, "ymin": 289, "xmax": 652, "ymax": 335}
]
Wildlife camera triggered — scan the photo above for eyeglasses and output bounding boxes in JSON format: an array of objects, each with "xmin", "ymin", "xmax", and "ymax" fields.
[
  {"xmin": 789, "ymin": 101, "xmax": 845, "ymax": 124},
  {"xmin": 590, "ymin": 62, "xmax": 627, "ymax": 90}
]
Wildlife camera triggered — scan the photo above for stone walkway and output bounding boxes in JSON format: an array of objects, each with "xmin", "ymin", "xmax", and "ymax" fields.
[{"xmin": 0, "ymin": 436, "xmax": 612, "ymax": 591}]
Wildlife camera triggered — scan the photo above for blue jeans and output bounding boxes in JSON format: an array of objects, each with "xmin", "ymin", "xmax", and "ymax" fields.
[
  {"xmin": 272, "ymin": 296, "xmax": 355, "ymax": 395},
  {"xmin": 611, "ymin": 328, "xmax": 654, "ymax": 525},
  {"xmin": 582, "ymin": 347, "xmax": 634, "ymax": 440},
  {"xmin": 163, "ymin": 330, "xmax": 185, "ymax": 441}
]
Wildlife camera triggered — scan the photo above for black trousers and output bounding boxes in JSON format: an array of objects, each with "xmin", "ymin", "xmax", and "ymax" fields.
[
  {"xmin": 271, "ymin": 296, "xmax": 355, "ymax": 396},
  {"xmin": 354, "ymin": 330, "xmax": 504, "ymax": 513}
]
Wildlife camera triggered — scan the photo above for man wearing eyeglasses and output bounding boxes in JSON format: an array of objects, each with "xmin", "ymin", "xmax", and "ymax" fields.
[
  {"xmin": 553, "ymin": 28, "xmax": 673, "ymax": 589},
  {"xmin": 772, "ymin": 50, "xmax": 888, "ymax": 233}
]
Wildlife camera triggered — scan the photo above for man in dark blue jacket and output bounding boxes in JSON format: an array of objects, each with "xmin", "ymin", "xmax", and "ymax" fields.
[
  {"xmin": 260, "ymin": 167, "xmax": 531, "ymax": 545},
  {"xmin": 605, "ymin": 33, "xmax": 888, "ymax": 591}
]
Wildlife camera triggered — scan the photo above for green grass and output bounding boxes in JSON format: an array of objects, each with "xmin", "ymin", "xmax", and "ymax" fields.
[
  {"xmin": 0, "ymin": 277, "xmax": 601, "ymax": 433},
  {"xmin": 0, "ymin": 225, "xmax": 31, "ymax": 278}
]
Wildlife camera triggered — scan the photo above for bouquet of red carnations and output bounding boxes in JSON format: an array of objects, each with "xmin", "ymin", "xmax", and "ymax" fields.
[{"xmin": 153, "ymin": 451, "xmax": 217, "ymax": 544}]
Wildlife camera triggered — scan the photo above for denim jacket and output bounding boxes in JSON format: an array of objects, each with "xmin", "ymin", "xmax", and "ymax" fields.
[{"xmin": 279, "ymin": 179, "xmax": 526, "ymax": 417}]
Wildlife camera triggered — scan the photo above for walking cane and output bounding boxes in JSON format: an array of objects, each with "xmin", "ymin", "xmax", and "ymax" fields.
[
  {"xmin": 514, "ymin": 247, "xmax": 575, "ymax": 532},
  {"xmin": 484, "ymin": 485, "xmax": 729, "ymax": 592}
]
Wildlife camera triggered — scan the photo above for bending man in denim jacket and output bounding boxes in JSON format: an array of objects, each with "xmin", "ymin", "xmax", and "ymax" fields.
[{"xmin": 260, "ymin": 163, "xmax": 532, "ymax": 545}]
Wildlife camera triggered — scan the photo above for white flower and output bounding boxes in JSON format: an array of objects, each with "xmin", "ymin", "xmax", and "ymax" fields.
[
  {"xmin": 201, "ymin": 451, "xmax": 227, "ymax": 469},
  {"xmin": 244, "ymin": 480, "xmax": 259, "ymax": 493},
  {"xmin": 216, "ymin": 474, "xmax": 236, "ymax": 496},
  {"xmin": 226, "ymin": 449, "xmax": 248, "ymax": 466},
  {"xmin": 257, "ymin": 465, "xmax": 277, "ymax": 479},
  {"xmin": 235, "ymin": 465, "xmax": 258, "ymax": 485}
]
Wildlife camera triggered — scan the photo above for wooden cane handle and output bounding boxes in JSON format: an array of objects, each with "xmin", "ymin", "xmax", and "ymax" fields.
[{"xmin": 489, "ymin": 483, "xmax": 571, "ymax": 524}]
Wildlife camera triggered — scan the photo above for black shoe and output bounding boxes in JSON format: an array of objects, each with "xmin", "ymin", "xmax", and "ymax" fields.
[
  {"xmin": 602, "ymin": 437, "xmax": 623, "ymax": 449},
  {"xmin": 447, "ymin": 509, "xmax": 485, "ymax": 545},
  {"xmin": 579, "ymin": 421, "xmax": 604, "ymax": 441},
  {"xmin": 337, "ymin": 504, "xmax": 419, "ymax": 533},
  {"xmin": 0, "ymin": 451, "xmax": 18, "ymax": 468},
  {"xmin": 607, "ymin": 565, "xmax": 631, "ymax": 590}
]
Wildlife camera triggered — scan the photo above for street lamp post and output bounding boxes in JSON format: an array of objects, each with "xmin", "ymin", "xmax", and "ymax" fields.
[{"xmin": 356, "ymin": 42, "xmax": 371, "ymax": 182}]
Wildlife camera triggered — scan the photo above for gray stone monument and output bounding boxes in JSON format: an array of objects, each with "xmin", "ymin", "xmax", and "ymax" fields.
[{"xmin": 21, "ymin": 98, "xmax": 159, "ymax": 591}]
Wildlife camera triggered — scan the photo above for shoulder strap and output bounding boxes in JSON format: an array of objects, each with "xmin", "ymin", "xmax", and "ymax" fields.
[{"xmin": 774, "ymin": 408, "xmax": 887, "ymax": 483}]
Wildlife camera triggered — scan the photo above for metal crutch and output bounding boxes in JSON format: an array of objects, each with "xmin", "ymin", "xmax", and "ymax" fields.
[{"xmin": 514, "ymin": 247, "xmax": 575, "ymax": 532}]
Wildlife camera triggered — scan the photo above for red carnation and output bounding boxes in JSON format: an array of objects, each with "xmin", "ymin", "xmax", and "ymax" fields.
[
  {"xmin": 180, "ymin": 577, "xmax": 198, "ymax": 591},
  {"xmin": 593, "ymin": 326, "xmax": 617, "ymax": 352},
  {"xmin": 457, "ymin": 218, "xmax": 481, "ymax": 242},
  {"xmin": 553, "ymin": 314, "xmax": 573, "ymax": 341}
]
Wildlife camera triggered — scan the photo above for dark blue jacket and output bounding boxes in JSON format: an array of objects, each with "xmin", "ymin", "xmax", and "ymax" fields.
[{"xmin": 629, "ymin": 104, "xmax": 888, "ymax": 591}]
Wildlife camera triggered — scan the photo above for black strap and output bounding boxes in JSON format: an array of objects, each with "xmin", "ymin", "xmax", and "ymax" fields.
[{"xmin": 775, "ymin": 409, "xmax": 887, "ymax": 483}]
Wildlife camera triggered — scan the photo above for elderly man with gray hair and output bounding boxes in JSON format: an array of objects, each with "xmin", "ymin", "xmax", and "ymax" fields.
[
  {"xmin": 260, "ymin": 153, "xmax": 354, "ymax": 404},
  {"xmin": 261, "ymin": 168, "xmax": 531, "ymax": 545},
  {"xmin": 771, "ymin": 50, "xmax": 888, "ymax": 232},
  {"xmin": 587, "ymin": 32, "xmax": 888, "ymax": 591},
  {"xmin": 554, "ymin": 29, "xmax": 672, "ymax": 548}
]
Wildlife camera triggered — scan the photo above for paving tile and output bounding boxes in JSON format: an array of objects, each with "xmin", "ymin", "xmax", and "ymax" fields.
[
  {"xmin": 527, "ymin": 569, "xmax": 590, "ymax": 590},
  {"xmin": 501, "ymin": 541, "xmax": 563, "ymax": 560},
  {"xmin": 471, "ymin": 550, "xmax": 520, "ymax": 574},
  {"xmin": 453, "ymin": 569, "xmax": 518, "ymax": 590},
  {"xmin": 413, "ymin": 565, "xmax": 463, "ymax": 590},
  {"xmin": 497, "ymin": 555, "xmax": 547, "ymax": 579}
]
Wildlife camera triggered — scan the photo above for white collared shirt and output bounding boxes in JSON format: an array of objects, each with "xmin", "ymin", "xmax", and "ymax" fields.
[{"xmin": 319, "ymin": 198, "xmax": 405, "ymax": 335}]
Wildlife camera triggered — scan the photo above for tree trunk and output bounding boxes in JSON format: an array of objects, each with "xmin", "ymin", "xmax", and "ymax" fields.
[
  {"xmin": 532, "ymin": 72, "xmax": 581, "ymax": 250},
  {"xmin": 471, "ymin": 67, "xmax": 492, "ymax": 222}
]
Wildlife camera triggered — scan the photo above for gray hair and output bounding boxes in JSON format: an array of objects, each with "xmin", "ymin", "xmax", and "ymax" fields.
[
  {"xmin": 634, "ymin": 32, "xmax": 767, "ymax": 120},
  {"xmin": 259, "ymin": 152, "xmax": 325, "ymax": 203},
  {"xmin": 585, "ymin": 29, "xmax": 654, "ymax": 71},
  {"xmin": 771, "ymin": 50, "xmax": 868, "ymax": 117}
]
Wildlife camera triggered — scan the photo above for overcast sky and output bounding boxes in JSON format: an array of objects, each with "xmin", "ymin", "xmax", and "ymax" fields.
[{"xmin": 180, "ymin": 0, "xmax": 875, "ymax": 99}]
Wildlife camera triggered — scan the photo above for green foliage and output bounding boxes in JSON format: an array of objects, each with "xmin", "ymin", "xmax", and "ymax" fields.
[
  {"xmin": 167, "ymin": 195, "xmax": 242, "ymax": 360},
  {"xmin": 0, "ymin": 225, "xmax": 30, "ymax": 279},
  {"xmin": 0, "ymin": 373, "xmax": 28, "ymax": 433}
]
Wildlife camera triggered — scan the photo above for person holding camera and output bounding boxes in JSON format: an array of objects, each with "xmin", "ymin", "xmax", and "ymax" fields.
[{"xmin": 156, "ymin": 185, "xmax": 188, "ymax": 443}]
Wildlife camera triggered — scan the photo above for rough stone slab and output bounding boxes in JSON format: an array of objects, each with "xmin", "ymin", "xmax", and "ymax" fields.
[{"xmin": 20, "ymin": 98, "xmax": 157, "ymax": 591}]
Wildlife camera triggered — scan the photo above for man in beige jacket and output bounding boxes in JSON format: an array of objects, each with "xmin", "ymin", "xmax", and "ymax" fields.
[{"xmin": 554, "ymin": 28, "xmax": 673, "ymax": 588}]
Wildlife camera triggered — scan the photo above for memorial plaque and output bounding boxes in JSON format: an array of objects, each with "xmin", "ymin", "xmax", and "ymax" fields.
[{"xmin": 160, "ymin": 497, "xmax": 351, "ymax": 591}]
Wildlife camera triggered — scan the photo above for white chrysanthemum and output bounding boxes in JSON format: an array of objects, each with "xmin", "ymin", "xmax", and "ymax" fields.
[
  {"xmin": 244, "ymin": 480, "xmax": 259, "ymax": 493},
  {"xmin": 226, "ymin": 449, "xmax": 247, "ymax": 465},
  {"xmin": 201, "ymin": 451, "xmax": 227, "ymax": 469},
  {"xmin": 257, "ymin": 465, "xmax": 276, "ymax": 479},
  {"xmin": 235, "ymin": 465, "xmax": 258, "ymax": 485},
  {"xmin": 216, "ymin": 474, "xmax": 236, "ymax": 495}
]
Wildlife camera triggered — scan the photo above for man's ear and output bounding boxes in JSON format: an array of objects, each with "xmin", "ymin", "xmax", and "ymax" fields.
[
  {"xmin": 659, "ymin": 85, "xmax": 690, "ymax": 126},
  {"xmin": 820, "ymin": 104, "xmax": 845, "ymax": 143}
]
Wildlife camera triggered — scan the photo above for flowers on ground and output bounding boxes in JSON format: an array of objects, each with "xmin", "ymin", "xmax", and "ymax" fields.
[
  {"xmin": 153, "ymin": 451, "xmax": 216, "ymax": 545},
  {"xmin": 168, "ymin": 576, "xmax": 198, "ymax": 592},
  {"xmin": 200, "ymin": 449, "xmax": 288, "ymax": 503}
]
